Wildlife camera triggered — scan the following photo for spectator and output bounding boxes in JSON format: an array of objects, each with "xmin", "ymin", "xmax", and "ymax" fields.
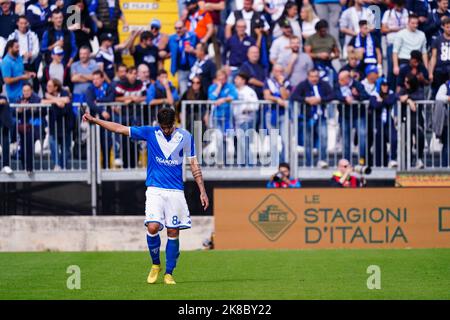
[
  {"xmin": 304, "ymin": 19, "xmax": 340, "ymax": 86},
  {"xmin": 397, "ymin": 50, "xmax": 430, "ymax": 93},
  {"xmin": 269, "ymin": 18, "xmax": 298, "ymax": 66},
  {"xmin": 273, "ymin": 1, "xmax": 301, "ymax": 39},
  {"xmin": 68, "ymin": 0, "xmax": 95, "ymax": 51},
  {"xmin": 85, "ymin": 70, "xmax": 115, "ymax": 168},
  {"xmin": 184, "ymin": 0, "xmax": 214, "ymax": 44},
  {"xmin": 339, "ymin": 51, "xmax": 363, "ymax": 81},
  {"xmin": 223, "ymin": 18, "xmax": 256, "ymax": 81},
  {"xmin": 330, "ymin": 158, "xmax": 365, "ymax": 187},
  {"xmin": 239, "ymin": 45, "xmax": 266, "ymax": 99},
  {"xmin": 149, "ymin": 18, "xmax": 169, "ymax": 64},
  {"xmin": 41, "ymin": 46, "xmax": 70, "ymax": 90},
  {"xmin": 177, "ymin": 75, "xmax": 207, "ymax": 132},
  {"xmin": 339, "ymin": 0, "xmax": 375, "ymax": 57},
  {"xmin": 381, "ymin": 0, "xmax": 409, "ymax": 91},
  {"xmin": 146, "ymin": 69, "xmax": 179, "ymax": 108},
  {"xmin": 88, "ymin": 0, "xmax": 128, "ymax": 49},
  {"xmin": 300, "ymin": 3, "xmax": 320, "ymax": 40},
  {"xmin": 309, "ymin": 0, "xmax": 341, "ymax": 43},
  {"xmin": 15, "ymin": 83, "xmax": 42, "ymax": 173},
  {"xmin": 203, "ymin": 0, "xmax": 225, "ymax": 65},
  {"xmin": 2, "ymin": 39, "xmax": 35, "ymax": 102},
  {"xmin": 208, "ymin": 67, "xmax": 238, "ymax": 132},
  {"xmin": 225, "ymin": 0, "xmax": 269, "ymax": 40},
  {"xmin": 95, "ymin": 31, "xmax": 137, "ymax": 83},
  {"xmin": 189, "ymin": 42, "xmax": 217, "ymax": 95},
  {"xmin": 266, "ymin": 162, "xmax": 301, "ymax": 188},
  {"xmin": 7, "ymin": 15, "xmax": 40, "ymax": 90},
  {"xmin": 335, "ymin": 70, "xmax": 370, "ymax": 165},
  {"xmin": 41, "ymin": 9, "xmax": 77, "ymax": 66},
  {"xmin": 347, "ymin": 20, "xmax": 382, "ymax": 77},
  {"xmin": 44, "ymin": 78, "xmax": 74, "ymax": 170},
  {"xmin": 393, "ymin": 14, "xmax": 428, "ymax": 79},
  {"xmin": 0, "ymin": 0, "xmax": 18, "ymax": 39},
  {"xmin": 429, "ymin": 17, "xmax": 450, "ymax": 96},
  {"xmin": 398, "ymin": 74, "xmax": 426, "ymax": 169},
  {"xmin": 424, "ymin": 0, "xmax": 450, "ymax": 42},
  {"xmin": 263, "ymin": 64, "xmax": 290, "ymax": 161},
  {"xmin": 406, "ymin": 0, "xmax": 433, "ymax": 26},
  {"xmin": 434, "ymin": 80, "xmax": 450, "ymax": 167},
  {"xmin": 233, "ymin": 72, "xmax": 258, "ymax": 165},
  {"xmin": 114, "ymin": 66, "xmax": 146, "ymax": 168},
  {"xmin": 130, "ymin": 31, "xmax": 159, "ymax": 82},
  {"xmin": 137, "ymin": 64, "xmax": 151, "ymax": 91},
  {"xmin": 225, "ymin": 0, "xmax": 269, "ymax": 70},
  {"xmin": 361, "ymin": 65, "xmax": 380, "ymax": 97},
  {"xmin": 281, "ymin": 36, "xmax": 314, "ymax": 88},
  {"xmin": 70, "ymin": 46, "xmax": 99, "ymax": 103},
  {"xmin": 26, "ymin": 0, "xmax": 52, "ymax": 40},
  {"xmin": 369, "ymin": 79, "xmax": 398, "ymax": 167},
  {"xmin": 112, "ymin": 62, "xmax": 127, "ymax": 86},
  {"xmin": 0, "ymin": 94, "xmax": 13, "ymax": 174},
  {"xmin": 290, "ymin": 68, "xmax": 334, "ymax": 168},
  {"xmin": 168, "ymin": 20, "xmax": 198, "ymax": 95}
]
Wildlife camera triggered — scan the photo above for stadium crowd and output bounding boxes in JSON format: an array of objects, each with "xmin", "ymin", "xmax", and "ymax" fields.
[{"xmin": 0, "ymin": 0, "xmax": 449, "ymax": 175}]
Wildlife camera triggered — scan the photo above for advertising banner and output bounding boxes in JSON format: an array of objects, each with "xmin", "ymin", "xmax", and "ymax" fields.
[{"xmin": 214, "ymin": 188, "xmax": 450, "ymax": 249}]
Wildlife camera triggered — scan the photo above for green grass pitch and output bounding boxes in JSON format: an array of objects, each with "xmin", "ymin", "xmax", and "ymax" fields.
[{"xmin": 0, "ymin": 249, "xmax": 449, "ymax": 300}]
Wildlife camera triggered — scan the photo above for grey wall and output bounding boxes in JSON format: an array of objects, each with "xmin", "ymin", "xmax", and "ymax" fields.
[{"xmin": 0, "ymin": 216, "xmax": 214, "ymax": 252}]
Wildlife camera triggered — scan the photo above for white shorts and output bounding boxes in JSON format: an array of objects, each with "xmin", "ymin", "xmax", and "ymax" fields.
[{"xmin": 144, "ymin": 187, "xmax": 191, "ymax": 231}]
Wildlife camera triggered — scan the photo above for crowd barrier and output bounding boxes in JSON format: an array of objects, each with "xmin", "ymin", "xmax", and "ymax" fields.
[
  {"xmin": 0, "ymin": 100, "xmax": 449, "ymax": 213},
  {"xmin": 1, "ymin": 100, "xmax": 449, "ymax": 177}
]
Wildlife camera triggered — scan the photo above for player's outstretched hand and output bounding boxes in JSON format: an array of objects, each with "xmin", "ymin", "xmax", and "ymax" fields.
[
  {"xmin": 83, "ymin": 112, "xmax": 95, "ymax": 123},
  {"xmin": 200, "ymin": 192, "xmax": 209, "ymax": 211}
]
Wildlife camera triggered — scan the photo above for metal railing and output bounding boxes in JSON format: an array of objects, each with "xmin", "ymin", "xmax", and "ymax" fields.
[
  {"xmin": 1, "ymin": 100, "xmax": 449, "ymax": 213},
  {"xmin": 0, "ymin": 103, "xmax": 91, "ymax": 182},
  {"xmin": 181, "ymin": 100, "xmax": 290, "ymax": 169}
]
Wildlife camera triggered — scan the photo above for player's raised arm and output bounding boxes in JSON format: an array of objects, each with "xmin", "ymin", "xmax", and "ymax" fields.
[
  {"xmin": 82, "ymin": 112, "xmax": 130, "ymax": 136},
  {"xmin": 190, "ymin": 156, "xmax": 209, "ymax": 210}
]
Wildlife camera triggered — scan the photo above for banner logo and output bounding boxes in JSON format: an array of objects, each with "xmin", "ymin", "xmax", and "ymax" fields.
[{"xmin": 249, "ymin": 194, "xmax": 296, "ymax": 241}]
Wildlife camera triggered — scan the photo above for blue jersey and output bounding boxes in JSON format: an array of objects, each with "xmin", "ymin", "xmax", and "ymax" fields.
[{"xmin": 130, "ymin": 126, "xmax": 195, "ymax": 190}]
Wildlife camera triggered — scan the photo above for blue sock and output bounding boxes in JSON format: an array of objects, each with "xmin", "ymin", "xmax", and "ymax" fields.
[
  {"xmin": 146, "ymin": 232, "xmax": 161, "ymax": 265},
  {"xmin": 165, "ymin": 237, "xmax": 180, "ymax": 275}
]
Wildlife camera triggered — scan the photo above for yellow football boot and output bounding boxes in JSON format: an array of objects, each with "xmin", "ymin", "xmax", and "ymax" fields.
[
  {"xmin": 164, "ymin": 273, "xmax": 176, "ymax": 285},
  {"xmin": 147, "ymin": 264, "xmax": 161, "ymax": 284}
]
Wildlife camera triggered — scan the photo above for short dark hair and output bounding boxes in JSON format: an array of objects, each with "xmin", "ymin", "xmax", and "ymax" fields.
[
  {"xmin": 279, "ymin": 162, "xmax": 290, "ymax": 171},
  {"xmin": 358, "ymin": 19, "xmax": 368, "ymax": 27},
  {"xmin": 79, "ymin": 45, "xmax": 91, "ymax": 53},
  {"xmin": 408, "ymin": 13, "xmax": 419, "ymax": 21},
  {"xmin": 92, "ymin": 70, "xmax": 104, "ymax": 77},
  {"xmin": 117, "ymin": 63, "xmax": 127, "ymax": 70},
  {"xmin": 157, "ymin": 107, "xmax": 176, "ymax": 126},
  {"xmin": 308, "ymin": 68, "xmax": 319, "ymax": 75},
  {"xmin": 442, "ymin": 17, "xmax": 450, "ymax": 26},
  {"xmin": 236, "ymin": 72, "xmax": 250, "ymax": 83},
  {"xmin": 22, "ymin": 82, "xmax": 33, "ymax": 90},
  {"xmin": 17, "ymin": 15, "xmax": 28, "ymax": 22},
  {"xmin": 52, "ymin": 8, "xmax": 63, "ymax": 16},
  {"xmin": 5, "ymin": 39, "xmax": 18, "ymax": 53},
  {"xmin": 158, "ymin": 69, "xmax": 168, "ymax": 77},
  {"xmin": 410, "ymin": 50, "xmax": 422, "ymax": 62},
  {"xmin": 196, "ymin": 42, "xmax": 208, "ymax": 54},
  {"xmin": 141, "ymin": 31, "xmax": 153, "ymax": 41},
  {"xmin": 127, "ymin": 66, "xmax": 137, "ymax": 73},
  {"xmin": 315, "ymin": 19, "xmax": 328, "ymax": 31}
]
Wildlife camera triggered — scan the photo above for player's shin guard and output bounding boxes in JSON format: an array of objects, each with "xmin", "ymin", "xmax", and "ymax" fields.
[
  {"xmin": 146, "ymin": 232, "xmax": 161, "ymax": 265},
  {"xmin": 165, "ymin": 237, "xmax": 180, "ymax": 275}
]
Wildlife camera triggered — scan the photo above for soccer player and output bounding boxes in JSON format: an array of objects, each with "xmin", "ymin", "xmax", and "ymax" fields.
[{"xmin": 82, "ymin": 107, "xmax": 209, "ymax": 285}]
